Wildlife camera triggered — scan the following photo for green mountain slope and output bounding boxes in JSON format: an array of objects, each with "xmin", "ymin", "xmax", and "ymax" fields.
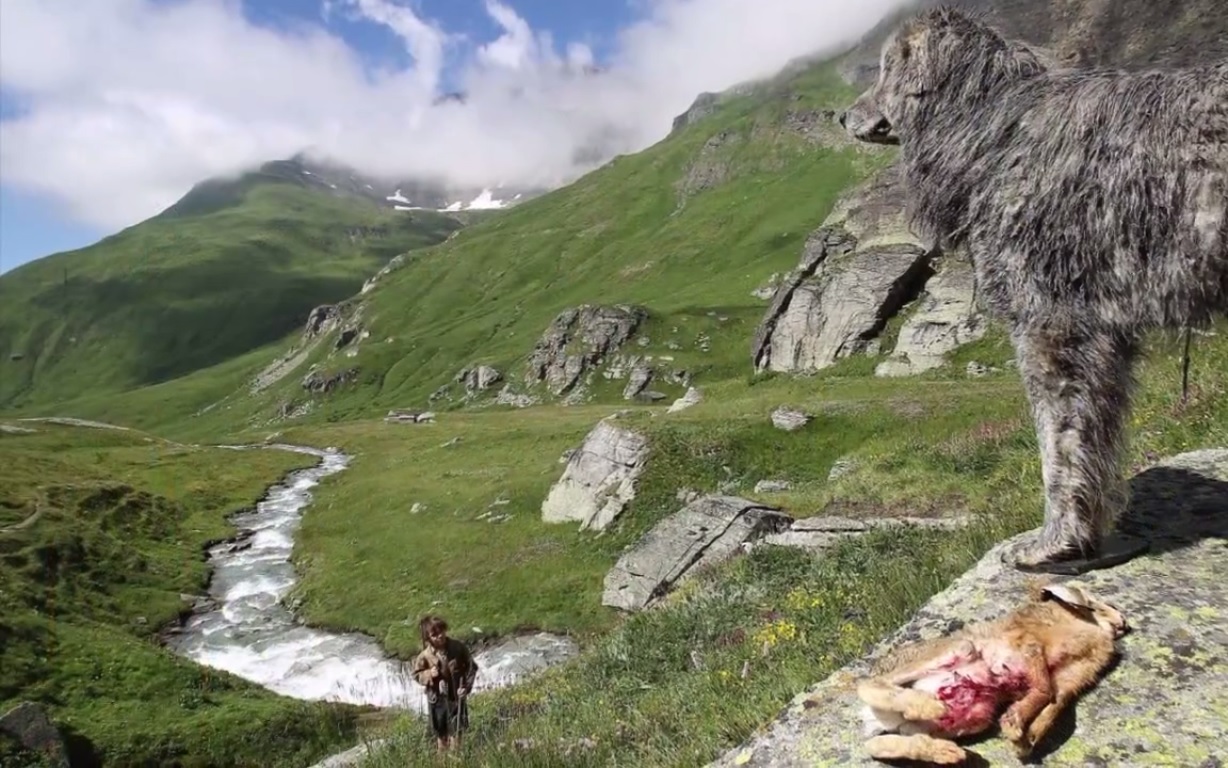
[
  {"xmin": 268, "ymin": 65, "xmax": 881, "ymax": 421},
  {"xmin": 0, "ymin": 169, "xmax": 463, "ymax": 412},
  {"xmin": 57, "ymin": 61, "xmax": 888, "ymax": 437}
]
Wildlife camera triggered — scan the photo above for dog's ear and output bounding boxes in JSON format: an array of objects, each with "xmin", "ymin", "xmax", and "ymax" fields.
[{"xmin": 901, "ymin": 22, "xmax": 930, "ymax": 61}]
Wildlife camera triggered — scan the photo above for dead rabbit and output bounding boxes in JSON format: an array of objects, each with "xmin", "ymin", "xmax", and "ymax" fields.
[{"xmin": 856, "ymin": 580, "xmax": 1129, "ymax": 764}]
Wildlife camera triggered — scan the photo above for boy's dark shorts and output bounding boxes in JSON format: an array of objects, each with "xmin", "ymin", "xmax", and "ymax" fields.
[{"xmin": 429, "ymin": 696, "xmax": 470, "ymax": 737}]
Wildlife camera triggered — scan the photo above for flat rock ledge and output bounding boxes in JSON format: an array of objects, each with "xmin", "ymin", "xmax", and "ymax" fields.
[
  {"xmin": 603, "ymin": 496, "xmax": 793, "ymax": 612},
  {"xmin": 709, "ymin": 448, "xmax": 1228, "ymax": 768},
  {"xmin": 759, "ymin": 514, "xmax": 971, "ymax": 551}
]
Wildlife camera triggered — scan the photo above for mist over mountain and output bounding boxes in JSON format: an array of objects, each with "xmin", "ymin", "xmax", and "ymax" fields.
[{"xmin": 0, "ymin": 0, "xmax": 915, "ymax": 232}]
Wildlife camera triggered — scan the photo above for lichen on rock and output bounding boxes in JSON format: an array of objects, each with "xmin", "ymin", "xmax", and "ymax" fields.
[{"xmin": 709, "ymin": 448, "xmax": 1228, "ymax": 767}]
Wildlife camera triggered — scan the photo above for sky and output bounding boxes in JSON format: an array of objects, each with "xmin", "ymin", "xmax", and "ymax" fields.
[{"xmin": 0, "ymin": 0, "xmax": 909, "ymax": 274}]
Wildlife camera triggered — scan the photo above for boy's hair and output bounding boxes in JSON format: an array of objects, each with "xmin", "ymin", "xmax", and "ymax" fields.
[{"xmin": 419, "ymin": 614, "xmax": 448, "ymax": 647}]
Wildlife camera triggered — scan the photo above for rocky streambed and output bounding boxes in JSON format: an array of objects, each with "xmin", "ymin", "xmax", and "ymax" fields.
[{"xmin": 165, "ymin": 444, "xmax": 578, "ymax": 712}]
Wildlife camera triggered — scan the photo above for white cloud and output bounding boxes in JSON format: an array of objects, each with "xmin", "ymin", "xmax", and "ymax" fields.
[{"xmin": 0, "ymin": 0, "xmax": 909, "ymax": 231}]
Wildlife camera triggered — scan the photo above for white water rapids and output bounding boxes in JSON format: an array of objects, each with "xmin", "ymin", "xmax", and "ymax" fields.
[{"xmin": 166, "ymin": 444, "xmax": 578, "ymax": 712}]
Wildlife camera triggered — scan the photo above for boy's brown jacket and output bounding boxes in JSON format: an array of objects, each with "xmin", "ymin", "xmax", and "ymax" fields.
[{"xmin": 411, "ymin": 638, "xmax": 478, "ymax": 700}]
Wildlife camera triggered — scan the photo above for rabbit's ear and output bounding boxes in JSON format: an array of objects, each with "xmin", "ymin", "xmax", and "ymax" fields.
[{"xmin": 1040, "ymin": 581, "xmax": 1091, "ymax": 609}]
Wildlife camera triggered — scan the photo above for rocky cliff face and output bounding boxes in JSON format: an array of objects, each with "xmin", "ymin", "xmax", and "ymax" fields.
[
  {"xmin": 750, "ymin": 164, "xmax": 988, "ymax": 376},
  {"xmin": 875, "ymin": 256, "xmax": 987, "ymax": 377},
  {"xmin": 525, "ymin": 305, "xmax": 648, "ymax": 399}
]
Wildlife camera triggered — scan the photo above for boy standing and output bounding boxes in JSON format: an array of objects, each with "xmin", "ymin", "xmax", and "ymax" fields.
[{"xmin": 411, "ymin": 615, "xmax": 479, "ymax": 753}]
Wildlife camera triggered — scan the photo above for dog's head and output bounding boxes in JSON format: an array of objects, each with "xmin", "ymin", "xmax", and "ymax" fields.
[{"xmin": 839, "ymin": 7, "xmax": 1042, "ymax": 145}]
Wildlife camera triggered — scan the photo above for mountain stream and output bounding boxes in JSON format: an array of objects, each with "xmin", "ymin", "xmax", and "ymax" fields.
[{"xmin": 165, "ymin": 444, "xmax": 578, "ymax": 712}]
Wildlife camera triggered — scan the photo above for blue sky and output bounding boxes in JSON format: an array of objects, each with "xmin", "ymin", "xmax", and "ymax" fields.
[
  {"xmin": 0, "ymin": 0, "xmax": 902, "ymax": 276},
  {"xmin": 0, "ymin": 0, "xmax": 636, "ymax": 274}
]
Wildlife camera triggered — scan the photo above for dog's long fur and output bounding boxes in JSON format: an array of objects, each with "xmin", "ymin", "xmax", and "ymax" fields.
[{"xmin": 841, "ymin": 7, "xmax": 1228, "ymax": 568}]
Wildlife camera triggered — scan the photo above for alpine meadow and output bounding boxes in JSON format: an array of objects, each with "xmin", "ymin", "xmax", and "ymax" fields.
[{"xmin": 2, "ymin": 1, "xmax": 1227, "ymax": 767}]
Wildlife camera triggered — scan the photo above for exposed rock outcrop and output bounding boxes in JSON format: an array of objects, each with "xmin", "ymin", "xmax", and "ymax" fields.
[
  {"xmin": 526, "ymin": 305, "xmax": 648, "ymax": 399},
  {"xmin": 671, "ymin": 92, "xmax": 721, "ymax": 134},
  {"xmin": 251, "ymin": 301, "xmax": 364, "ymax": 395},
  {"xmin": 495, "ymin": 385, "xmax": 539, "ymax": 408},
  {"xmin": 541, "ymin": 420, "xmax": 649, "ymax": 531},
  {"xmin": 458, "ymin": 364, "xmax": 504, "ymax": 394},
  {"xmin": 622, "ymin": 361, "xmax": 654, "ymax": 400},
  {"xmin": 770, "ymin": 407, "xmax": 811, "ymax": 432},
  {"xmin": 779, "ymin": 108, "xmax": 839, "ymax": 143},
  {"xmin": 677, "ymin": 131, "xmax": 741, "ymax": 201},
  {"xmin": 752, "ymin": 165, "xmax": 936, "ymax": 373},
  {"xmin": 360, "ymin": 251, "xmax": 410, "ymax": 295},
  {"xmin": 602, "ymin": 495, "xmax": 794, "ymax": 612},
  {"xmin": 0, "ymin": 702, "xmax": 69, "ymax": 768},
  {"xmin": 759, "ymin": 514, "xmax": 971, "ymax": 551},
  {"xmin": 301, "ymin": 367, "xmax": 358, "ymax": 394},
  {"xmin": 754, "ymin": 479, "xmax": 793, "ymax": 493},
  {"xmin": 709, "ymin": 448, "xmax": 1228, "ymax": 768},
  {"xmin": 303, "ymin": 304, "xmax": 343, "ymax": 341},
  {"xmin": 383, "ymin": 409, "xmax": 435, "ymax": 424},
  {"xmin": 875, "ymin": 257, "xmax": 987, "ymax": 377}
]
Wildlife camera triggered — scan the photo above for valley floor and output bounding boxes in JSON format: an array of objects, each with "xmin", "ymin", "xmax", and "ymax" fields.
[
  {"xmin": 274, "ymin": 326, "xmax": 1226, "ymax": 767},
  {"xmin": 2, "ymin": 324, "xmax": 1224, "ymax": 767}
]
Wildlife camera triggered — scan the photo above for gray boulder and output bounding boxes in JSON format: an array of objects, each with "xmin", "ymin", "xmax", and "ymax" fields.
[
  {"xmin": 771, "ymin": 407, "xmax": 811, "ymax": 432},
  {"xmin": 602, "ymin": 496, "xmax": 794, "ymax": 612},
  {"xmin": 709, "ymin": 448, "xmax": 1228, "ymax": 768},
  {"xmin": 875, "ymin": 257, "xmax": 987, "ymax": 377},
  {"xmin": 761, "ymin": 514, "xmax": 971, "ymax": 552},
  {"xmin": 526, "ymin": 305, "xmax": 648, "ymax": 396},
  {"xmin": 457, "ymin": 364, "xmax": 504, "ymax": 393},
  {"xmin": 667, "ymin": 387, "xmax": 704, "ymax": 413},
  {"xmin": 541, "ymin": 420, "xmax": 649, "ymax": 531},
  {"xmin": 752, "ymin": 165, "xmax": 936, "ymax": 374},
  {"xmin": 301, "ymin": 367, "xmax": 358, "ymax": 394},
  {"xmin": 754, "ymin": 479, "xmax": 793, "ymax": 494},
  {"xmin": 623, "ymin": 362, "xmax": 654, "ymax": 400},
  {"xmin": 303, "ymin": 304, "xmax": 343, "ymax": 341}
]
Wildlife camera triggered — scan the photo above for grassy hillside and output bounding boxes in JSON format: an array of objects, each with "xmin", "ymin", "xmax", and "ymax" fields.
[
  {"xmin": 276, "ymin": 321, "xmax": 1227, "ymax": 767},
  {"xmin": 0, "ymin": 420, "xmax": 361, "ymax": 766},
  {"xmin": 0, "ymin": 171, "xmax": 463, "ymax": 413},
  {"xmin": 2, "ymin": 23, "xmax": 1225, "ymax": 768},
  {"xmin": 270, "ymin": 63, "xmax": 879, "ymax": 423},
  {"xmin": 6, "ymin": 62, "xmax": 887, "ymax": 439}
]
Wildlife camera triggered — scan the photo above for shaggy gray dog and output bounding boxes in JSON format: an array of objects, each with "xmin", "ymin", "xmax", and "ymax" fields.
[{"xmin": 840, "ymin": 6, "xmax": 1227, "ymax": 573}]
